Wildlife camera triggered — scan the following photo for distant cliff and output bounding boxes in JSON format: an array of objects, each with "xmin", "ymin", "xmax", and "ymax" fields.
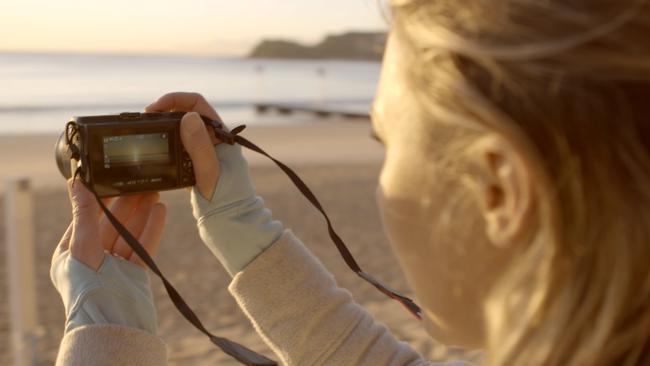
[{"xmin": 248, "ymin": 32, "xmax": 387, "ymax": 61}]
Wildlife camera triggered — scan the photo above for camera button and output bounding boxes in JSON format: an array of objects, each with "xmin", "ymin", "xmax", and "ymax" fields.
[{"xmin": 119, "ymin": 112, "xmax": 143, "ymax": 120}]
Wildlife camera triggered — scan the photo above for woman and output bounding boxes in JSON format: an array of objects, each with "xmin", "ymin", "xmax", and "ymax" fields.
[{"xmin": 51, "ymin": 1, "xmax": 650, "ymax": 365}]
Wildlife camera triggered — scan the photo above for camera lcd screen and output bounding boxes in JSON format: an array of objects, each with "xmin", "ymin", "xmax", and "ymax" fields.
[{"xmin": 103, "ymin": 133, "xmax": 170, "ymax": 168}]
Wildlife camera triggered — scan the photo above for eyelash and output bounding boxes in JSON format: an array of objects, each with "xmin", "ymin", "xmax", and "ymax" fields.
[
  {"xmin": 370, "ymin": 131, "xmax": 384, "ymax": 145},
  {"xmin": 370, "ymin": 130, "xmax": 386, "ymax": 146}
]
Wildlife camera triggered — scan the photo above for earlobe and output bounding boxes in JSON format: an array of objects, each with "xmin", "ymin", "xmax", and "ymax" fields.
[{"xmin": 473, "ymin": 135, "xmax": 535, "ymax": 248}]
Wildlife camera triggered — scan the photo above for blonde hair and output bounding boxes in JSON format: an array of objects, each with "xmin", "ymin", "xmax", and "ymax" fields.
[{"xmin": 390, "ymin": 1, "xmax": 650, "ymax": 365}]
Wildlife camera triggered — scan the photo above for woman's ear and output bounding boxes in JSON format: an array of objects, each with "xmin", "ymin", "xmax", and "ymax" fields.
[{"xmin": 472, "ymin": 134, "xmax": 535, "ymax": 248}]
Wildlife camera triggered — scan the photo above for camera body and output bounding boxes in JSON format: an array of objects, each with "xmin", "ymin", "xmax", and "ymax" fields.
[{"xmin": 56, "ymin": 112, "xmax": 196, "ymax": 197}]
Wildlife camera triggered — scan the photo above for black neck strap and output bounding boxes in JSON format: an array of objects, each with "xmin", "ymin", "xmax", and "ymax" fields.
[{"xmin": 74, "ymin": 120, "xmax": 421, "ymax": 366}]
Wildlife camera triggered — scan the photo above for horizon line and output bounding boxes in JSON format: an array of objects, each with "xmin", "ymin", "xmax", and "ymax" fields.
[
  {"xmin": 0, "ymin": 48, "xmax": 244, "ymax": 58},
  {"xmin": 0, "ymin": 28, "xmax": 388, "ymax": 59}
]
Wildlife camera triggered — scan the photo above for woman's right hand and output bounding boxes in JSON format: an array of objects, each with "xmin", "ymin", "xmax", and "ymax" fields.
[
  {"xmin": 145, "ymin": 92, "xmax": 284, "ymax": 276},
  {"xmin": 145, "ymin": 92, "xmax": 224, "ymax": 200}
]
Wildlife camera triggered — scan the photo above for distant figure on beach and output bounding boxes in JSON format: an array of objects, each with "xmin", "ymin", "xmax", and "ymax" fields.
[{"xmin": 50, "ymin": 1, "xmax": 649, "ymax": 365}]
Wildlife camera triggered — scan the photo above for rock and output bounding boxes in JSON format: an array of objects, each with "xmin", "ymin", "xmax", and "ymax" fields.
[{"xmin": 249, "ymin": 31, "xmax": 387, "ymax": 61}]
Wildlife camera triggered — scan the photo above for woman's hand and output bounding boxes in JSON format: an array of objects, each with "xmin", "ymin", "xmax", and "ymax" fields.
[
  {"xmin": 145, "ymin": 92, "xmax": 284, "ymax": 276},
  {"xmin": 51, "ymin": 180, "xmax": 167, "ymax": 334},
  {"xmin": 145, "ymin": 92, "xmax": 224, "ymax": 200},
  {"xmin": 53, "ymin": 179, "xmax": 166, "ymax": 270}
]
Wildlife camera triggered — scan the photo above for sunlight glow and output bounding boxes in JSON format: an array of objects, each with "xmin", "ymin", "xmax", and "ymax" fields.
[{"xmin": 0, "ymin": 0, "xmax": 387, "ymax": 56}]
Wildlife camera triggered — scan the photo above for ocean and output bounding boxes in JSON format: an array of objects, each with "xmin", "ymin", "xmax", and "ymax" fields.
[{"xmin": 0, "ymin": 53, "xmax": 381, "ymax": 134}]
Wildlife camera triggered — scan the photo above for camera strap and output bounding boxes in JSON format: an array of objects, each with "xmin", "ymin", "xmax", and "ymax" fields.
[{"xmin": 69, "ymin": 119, "xmax": 422, "ymax": 366}]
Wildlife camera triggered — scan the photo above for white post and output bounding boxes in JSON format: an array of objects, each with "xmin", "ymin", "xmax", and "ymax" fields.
[
  {"xmin": 5, "ymin": 177, "xmax": 38, "ymax": 366},
  {"xmin": 255, "ymin": 64, "xmax": 267, "ymax": 104},
  {"xmin": 317, "ymin": 67, "xmax": 328, "ymax": 107}
]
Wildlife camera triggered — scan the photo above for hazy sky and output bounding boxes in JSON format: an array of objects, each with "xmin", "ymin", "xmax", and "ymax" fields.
[{"xmin": 0, "ymin": 0, "xmax": 388, "ymax": 56}]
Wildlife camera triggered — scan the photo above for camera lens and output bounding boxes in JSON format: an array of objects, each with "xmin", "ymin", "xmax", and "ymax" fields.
[{"xmin": 55, "ymin": 130, "xmax": 73, "ymax": 179}]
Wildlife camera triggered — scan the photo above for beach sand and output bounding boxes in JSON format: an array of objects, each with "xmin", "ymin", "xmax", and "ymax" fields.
[{"xmin": 0, "ymin": 119, "xmax": 477, "ymax": 365}]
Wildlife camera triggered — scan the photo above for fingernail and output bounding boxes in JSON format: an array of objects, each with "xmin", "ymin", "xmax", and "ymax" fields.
[{"xmin": 183, "ymin": 112, "xmax": 203, "ymax": 134}]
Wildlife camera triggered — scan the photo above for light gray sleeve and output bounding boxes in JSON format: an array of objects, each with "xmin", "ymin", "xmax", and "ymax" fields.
[
  {"xmin": 51, "ymin": 251, "xmax": 157, "ymax": 334},
  {"xmin": 56, "ymin": 325, "xmax": 167, "ymax": 366},
  {"xmin": 230, "ymin": 230, "xmax": 475, "ymax": 366},
  {"xmin": 190, "ymin": 142, "xmax": 284, "ymax": 276}
]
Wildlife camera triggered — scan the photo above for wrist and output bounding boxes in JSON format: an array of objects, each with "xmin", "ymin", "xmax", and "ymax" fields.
[
  {"xmin": 51, "ymin": 252, "xmax": 157, "ymax": 334},
  {"xmin": 194, "ymin": 191, "xmax": 284, "ymax": 275}
]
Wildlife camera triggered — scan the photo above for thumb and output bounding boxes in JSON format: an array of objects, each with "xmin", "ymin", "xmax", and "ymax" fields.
[
  {"xmin": 181, "ymin": 112, "xmax": 220, "ymax": 200},
  {"xmin": 67, "ymin": 179, "xmax": 104, "ymax": 270}
]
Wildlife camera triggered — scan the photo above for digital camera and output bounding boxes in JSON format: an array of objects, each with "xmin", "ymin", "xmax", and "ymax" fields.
[{"xmin": 55, "ymin": 112, "xmax": 198, "ymax": 197}]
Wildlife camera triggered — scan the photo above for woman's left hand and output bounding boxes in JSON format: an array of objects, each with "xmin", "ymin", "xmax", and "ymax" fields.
[
  {"xmin": 53, "ymin": 179, "xmax": 166, "ymax": 270},
  {"xmin": 51, "ymin": 179, "xmax": 166, "ymax": 334}
]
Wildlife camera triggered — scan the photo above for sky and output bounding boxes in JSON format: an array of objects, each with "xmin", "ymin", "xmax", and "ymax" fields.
[{"xmin": 0, "ymin": 0, "xmax": 388, "ymax": 56}]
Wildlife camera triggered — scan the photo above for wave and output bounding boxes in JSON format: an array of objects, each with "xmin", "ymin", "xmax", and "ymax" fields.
[{"xmin": 0, "ymin": 98, "xmax": 373, "ymax": 114}]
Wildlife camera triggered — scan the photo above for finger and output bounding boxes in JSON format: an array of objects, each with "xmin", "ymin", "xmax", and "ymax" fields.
[
  {"xmin": 181, "ymin": 112, "xmax": 220, "ymax": 199},
  {"xmin": 145, "ymin": 92, "xmax": 225, "ymax": 145},
  {"xmin": 145, "ymin": 92, "xmax": 222, "ymax": 121},
  {"xmin": 99, "ymin": 195, "xmax": 142, "ymax": 251},
  {"xmin": 67, "ymin": 179, "xmax": 104, "ymax": 271},
  {"xmin": 131, "ymin": 202, "xmax": 166, "ymax": 267},
  {"xmin": 53, "ymin": 222, "xmax": 74, "ymax": 263},
  {"xmin": 111, "ymin": 193, "xmax": 159, "ymax": 259}
]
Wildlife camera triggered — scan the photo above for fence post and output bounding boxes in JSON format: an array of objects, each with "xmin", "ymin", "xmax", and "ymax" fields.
[{"xmin": 5, "ymin": 177, "xmax": 38, "ymax": 366}]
